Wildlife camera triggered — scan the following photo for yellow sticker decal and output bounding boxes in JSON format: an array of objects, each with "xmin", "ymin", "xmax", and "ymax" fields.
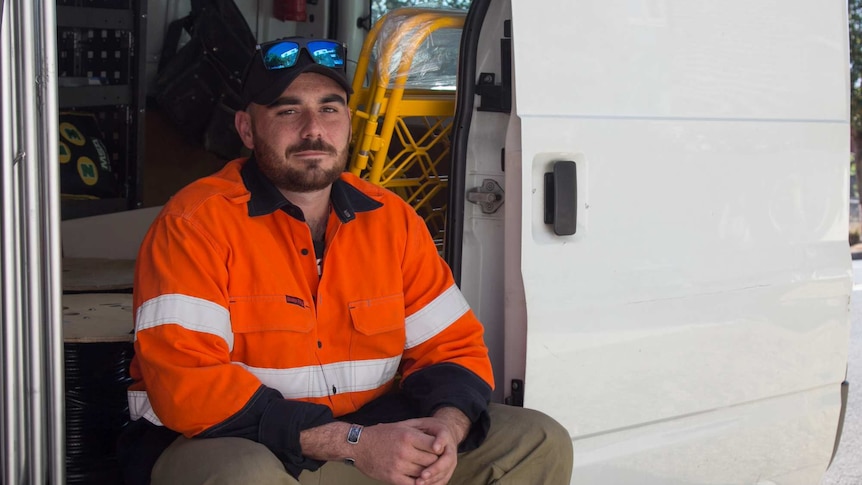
[
  {"xmin": 60, "ymin": 122, "xmax": 87, "ymax": 146},
  {"xmin": 76, "ymin": 157, "xmax": 99, "ymax": 186},
  {"xmin": 59, "ymin": 142, "xmax": 71, "ymax": 164}
]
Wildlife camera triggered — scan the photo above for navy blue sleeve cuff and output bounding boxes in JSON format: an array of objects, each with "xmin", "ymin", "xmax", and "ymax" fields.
[
  {"xmin": 198, "ymin": 385, "xmax": 335, "ymax": 477},
  {"xmin": 400, "ymin": 363, "xmax": 492, "ymax": 452},
  {"xmin": 258, "ymin": 395, "xmax": 335, "ymax": 476}
]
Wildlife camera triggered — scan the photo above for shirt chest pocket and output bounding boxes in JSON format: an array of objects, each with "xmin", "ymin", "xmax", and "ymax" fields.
[{"xmin": 348, "ymin": 294, "xmax": 406, "ymax": 356}]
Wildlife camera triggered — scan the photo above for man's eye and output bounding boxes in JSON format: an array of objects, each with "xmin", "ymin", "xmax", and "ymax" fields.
[
  {"xmin": 277, "ymin": 108, "xmax": 297, "ymax": 115},
  {"xmin": 322, "ymin": 107, "xmax": 337, "ymax": 113}
]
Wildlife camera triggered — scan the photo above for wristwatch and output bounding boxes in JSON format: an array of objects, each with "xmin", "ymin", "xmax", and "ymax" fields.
[{"xmin": 344, "ymin": 424, "xmax": 363, "ymax": 466}]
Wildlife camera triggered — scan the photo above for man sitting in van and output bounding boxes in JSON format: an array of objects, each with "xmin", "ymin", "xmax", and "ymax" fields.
[{"xmin": 119, "ymin": 37, "xmax": 573, "ymax": 485}]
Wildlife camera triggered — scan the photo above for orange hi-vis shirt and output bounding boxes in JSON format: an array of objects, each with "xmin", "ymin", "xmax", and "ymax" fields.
[{"xmin": 127, "ymin": 157, "xmax": 494, "ymax": 473}]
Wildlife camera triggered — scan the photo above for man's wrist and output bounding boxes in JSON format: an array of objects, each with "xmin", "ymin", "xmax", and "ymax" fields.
[
  {"xmin": 299, "ymin": 421, "xmax": 354, "ymax": 462},
  {"xmin": 432, "ymin": 406, "xmax": 471, "ymax": 444}
]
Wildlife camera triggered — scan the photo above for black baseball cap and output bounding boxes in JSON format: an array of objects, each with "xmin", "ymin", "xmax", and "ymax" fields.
[{"xmin": 240, "ymin": 37, "xmax": 352, "ymax": 108}]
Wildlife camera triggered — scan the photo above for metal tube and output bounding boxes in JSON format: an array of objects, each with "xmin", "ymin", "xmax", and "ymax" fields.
[
  {"xmin": 2, "ymin": 0, "xmax": 63, "ymax": 481},
  {"xmin": 34, "ymin": 0, "xmax": 65, "ymax": 480},
  {"xmin": 13, "ymin": 0, "xmax": 44, "ymax": 479},
  {"xmin": 1, "ymin": 0, "xmax": 25, "ymax": 481}
]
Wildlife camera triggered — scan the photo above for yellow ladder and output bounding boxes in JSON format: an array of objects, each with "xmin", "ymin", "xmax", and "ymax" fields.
[{"xmin": 349, "ymin": 8, "xmax": 466, "ymax": 248}]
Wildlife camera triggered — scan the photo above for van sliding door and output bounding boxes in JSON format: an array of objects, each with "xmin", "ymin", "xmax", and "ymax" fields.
[{"xmin": 453, "ymin": 0, "xmax": 851, "ymax": 483}]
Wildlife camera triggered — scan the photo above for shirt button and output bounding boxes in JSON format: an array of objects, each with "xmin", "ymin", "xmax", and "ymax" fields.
[
  {"xmin": 317, "ymin": 341, "xmax": 322, "ymax": 348},
  {"xmin": 301, "ymin": 248, "xmax": 309, "ymax": 256}
]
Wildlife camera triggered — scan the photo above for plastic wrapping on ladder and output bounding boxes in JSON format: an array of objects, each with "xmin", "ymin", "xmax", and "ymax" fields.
[{"xmin": 348, "ymin": 8, "xmax": 466, "ymax": 250}]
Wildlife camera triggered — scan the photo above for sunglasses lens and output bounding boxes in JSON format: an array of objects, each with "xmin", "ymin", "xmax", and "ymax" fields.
[
  {"xmin": 306, "ymin": 41, "xmax": 346, "ymax": 69},
  {"xmin": 261, "ymin": 41, "xmax": 300, "ymax": 70}
]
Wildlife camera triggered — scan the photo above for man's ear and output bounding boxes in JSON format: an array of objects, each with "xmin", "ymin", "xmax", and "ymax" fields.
[{"xmin": 235, "ymin": 109, "xmax": 255, "ymax": 150}]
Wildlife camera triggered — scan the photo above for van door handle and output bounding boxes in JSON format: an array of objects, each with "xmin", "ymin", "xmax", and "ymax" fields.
[{"xmin": 544, "ymin": 161, "xmax": 577, "ymax": 235}]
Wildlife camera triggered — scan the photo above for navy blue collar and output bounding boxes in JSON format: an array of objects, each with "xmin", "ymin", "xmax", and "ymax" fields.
[{"xmin": 240, "ymin": 157, "xmax": 382, "ymax": 222}]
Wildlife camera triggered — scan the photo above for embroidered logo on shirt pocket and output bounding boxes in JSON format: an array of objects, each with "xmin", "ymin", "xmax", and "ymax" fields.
[
  {"xmin": 229, "ymin": 295, "xmax": 314, "ymax": 333},
  {"xmin": 348, "ymin": 294, "xmax": 405, "ymax": 335}
]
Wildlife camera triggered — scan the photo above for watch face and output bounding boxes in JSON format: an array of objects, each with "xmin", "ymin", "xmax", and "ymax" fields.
[{"xmin": 347, "ymin": 424, "xmax": 363, "ymax": 444}]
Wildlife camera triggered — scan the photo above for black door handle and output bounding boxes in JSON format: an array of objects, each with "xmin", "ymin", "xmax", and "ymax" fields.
[{"xmin": 544, "ymin": 161, "xmax": 577, "ymax": 236}]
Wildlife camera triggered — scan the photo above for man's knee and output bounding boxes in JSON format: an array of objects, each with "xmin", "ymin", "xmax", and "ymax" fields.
[
  {"xmin": 451, "ymin": 404, "xmax": 572, "ymax": 484},
  {"xmin": 151, "ymin": 436, "xmax": 295, "ymax": 485},
  {"xmin": 490, "ymin": 404, "xmax": 572, "ymax": 455}
]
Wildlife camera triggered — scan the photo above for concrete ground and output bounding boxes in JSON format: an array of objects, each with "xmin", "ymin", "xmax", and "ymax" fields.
[{"xmin": 819, "ymin": 259, "xmax": 862, "ymax": 485}]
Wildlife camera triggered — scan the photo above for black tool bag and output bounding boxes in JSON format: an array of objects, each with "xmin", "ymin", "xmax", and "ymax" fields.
[
  {"xmin": 154, "ymin": 0, "xmax": 255, "ymax": 156},
  {"xmin": 59, "ymin": 111, "xmax": 123, "ymax": 199}
]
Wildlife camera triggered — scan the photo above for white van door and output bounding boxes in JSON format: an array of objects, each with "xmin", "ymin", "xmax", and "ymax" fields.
[{"xmin": 455, "ymin": 0, "xmax": 851, "ymax": 483}]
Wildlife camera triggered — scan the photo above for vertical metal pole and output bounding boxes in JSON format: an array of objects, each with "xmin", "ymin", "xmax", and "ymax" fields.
[
  {"xmin": 2, "ymin": 0, "xmax": 63, "ymax": 482},
  {"xmin": 18, "ymin": 0, "xmax": 46, "ymax": 478},
  {"xmin": 1, "ymin": 0, "xmax": 25, "ymax": 481},
  {"xmin": 35, "ymin": 0, "xmax": 65, "ymax": 480},
  {"xmin": 0, "ymin": 15, "xmax": 8, "ymax": 457},
  {"xmin": 132, "ymin": 0, "xmax": 148, "ymax": 210}
]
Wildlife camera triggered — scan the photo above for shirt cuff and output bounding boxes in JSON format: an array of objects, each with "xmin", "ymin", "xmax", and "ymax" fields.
[
  {"xmin": 400, "ymin": 363, "xmax": 492, "ymax": 452},
  {"xmin": 258, "ymin": 396, "xmax": 336, "ymax": 477}
]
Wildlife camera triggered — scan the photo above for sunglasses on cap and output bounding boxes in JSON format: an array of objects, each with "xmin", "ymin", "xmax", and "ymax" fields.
[{"xmin": 257, "ymin": 38, "xmax": 347, "ymax": 72}]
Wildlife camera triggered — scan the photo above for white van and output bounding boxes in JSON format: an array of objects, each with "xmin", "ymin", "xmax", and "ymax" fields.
[{"xmin": 1, "ymin": 0, "xmax": 851, "ymax": 483}]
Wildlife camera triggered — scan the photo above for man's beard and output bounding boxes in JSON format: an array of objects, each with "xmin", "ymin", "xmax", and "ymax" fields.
[{"xmin": 253, "ymin": 134, "xmax": 348, "ymax": 193}]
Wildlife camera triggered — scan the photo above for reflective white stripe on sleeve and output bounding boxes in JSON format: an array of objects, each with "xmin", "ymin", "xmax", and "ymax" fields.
[
  {"xmin": 404, "ymin": 284, "xmax": 470, "ymax": 349},
  {"xmin": 128, "ymin": 390, "xmax": 164, "ymax": 426},
  {"xmin": 235, "ymin": 356, "xmax": 401, "ymax": 399},
  {"xmin": 135, "ymin": 294, "xmax": 234, "ymax": 351}
]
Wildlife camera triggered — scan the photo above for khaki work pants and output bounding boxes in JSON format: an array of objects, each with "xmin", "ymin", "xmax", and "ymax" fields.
[{"xmin": 150, "ymin": 403, "xmax": 574, "ymax": 485}]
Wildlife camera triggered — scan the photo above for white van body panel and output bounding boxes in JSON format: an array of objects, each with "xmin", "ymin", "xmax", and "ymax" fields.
[
  {"xmin": 461, "ymin": 0, "xmax": 851, "ymax": 483},
  {"xmin": 1, "ymin": 0, "xmax": 849, "ymax": 482},
  {"xmin": 512, "ymin": 1, "xmax": 848, "ymax": 121}
]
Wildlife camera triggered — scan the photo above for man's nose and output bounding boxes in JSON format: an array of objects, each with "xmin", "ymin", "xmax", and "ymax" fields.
[{"xmin": 300, "ymin": 111, "xmax": 324, "ymax": 138}]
